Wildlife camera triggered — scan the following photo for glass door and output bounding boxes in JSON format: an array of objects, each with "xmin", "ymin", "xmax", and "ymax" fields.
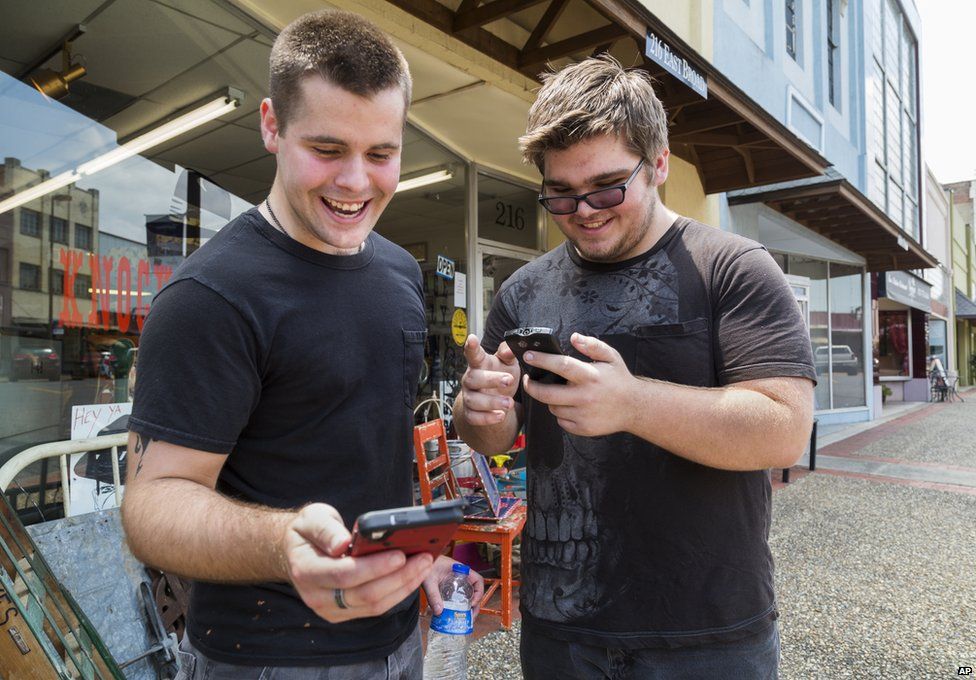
[
  {"xmin": 786, "ymin": 274, "xmax": 811, "ymax": 330},
  {"xmin": 473, "ymin": 244, "xmax": 535, "ymax": 339}
]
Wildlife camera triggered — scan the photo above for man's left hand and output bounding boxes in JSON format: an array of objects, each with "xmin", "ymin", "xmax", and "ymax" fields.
[
  {"xmin": 422, "ymin": 556, "xmax": 485, "ymax": 617},
  {"xmin": 522, "ymin": 332, "xmax": 637, "ymax": 437}
]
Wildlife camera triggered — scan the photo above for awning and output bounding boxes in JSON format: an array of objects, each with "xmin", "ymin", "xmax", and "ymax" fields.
[
  {"xmin": 727, "ymin": 172, "xmax": 937, "ymax": 272},
  {"xmin": 880, "ymin": 271, "xmax": 932, "ymax": 312},
  {"xmin": 384, "ymin": 0, "xmax": 828, "ymax": 193},
  {"xmin": 957, "ymin": 289, "xmax": 976, "ymax": 320}
]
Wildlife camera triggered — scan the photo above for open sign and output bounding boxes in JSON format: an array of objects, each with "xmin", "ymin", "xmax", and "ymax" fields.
[{"xmin": 436, "ymin": 254, "xmax": 455, "ymax": 281}]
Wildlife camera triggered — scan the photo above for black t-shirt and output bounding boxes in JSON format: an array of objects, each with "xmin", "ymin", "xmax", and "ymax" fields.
[
  {"xmin": 130, "ymin": 208, "xmax": 427, "ymax": 666},
  {"xmin": 482, "ymin": 217, "xmax": 816, "ymax": 649}
]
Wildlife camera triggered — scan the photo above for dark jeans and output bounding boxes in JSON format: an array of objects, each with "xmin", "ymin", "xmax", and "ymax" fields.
[
  {"xmin": 174, "ymin": 625, "xmax": 423, "ymax": 680},
  {"xmin": 520, "ymin": 623, "xmax": 780, "ymax": 680}
]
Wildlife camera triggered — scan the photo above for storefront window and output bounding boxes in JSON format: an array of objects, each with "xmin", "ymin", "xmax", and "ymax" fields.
[
  {"xmin": 789, "ymin": 256, "xmax": 830, "ymax": 410},
  {"xmin": 376, "ymin": 124, "xmax": 469, "ymax": 411},
  {"xmin": 477, "ymin": 173, "xmax": 539, "ymax": 250},
  {"xmin": 927, "ymin": 318, "xmax": 947, "ymax": 374},
  {"xmin": 482, "ymin": 252, "xmax": 532, "ymax": 324},
  {"xmin": 770, "ymin": 251, "xmax": 788, "ymax": 274},
  {"xmin": 828, "ymin": 264, "xmax": 865, "ymax": 408},
  {"xmin": 1, "ymin": 0, "xmax": 266, "ymax": 517},
  {"xmin": 878, "ymin": 309, "xmax": 910, "ymax": 377}
]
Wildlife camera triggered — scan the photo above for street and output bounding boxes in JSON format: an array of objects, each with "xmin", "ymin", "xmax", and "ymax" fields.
[
  {"xmin": 466, "ymin": 389, "xmax": 976, "ymax": 679},
  {"xmin": 0, "ymin": 376, "xmax": 106, "ymax": 464}
]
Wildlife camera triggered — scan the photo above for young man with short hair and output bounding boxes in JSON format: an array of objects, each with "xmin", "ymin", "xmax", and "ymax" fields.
[
  {"xmin": 454, "ymin": 56, "xmax": 815, "ymax": 678},
  {"xmin": 122, "ymin": 10, "xmax": 480, "ymax": 678}
]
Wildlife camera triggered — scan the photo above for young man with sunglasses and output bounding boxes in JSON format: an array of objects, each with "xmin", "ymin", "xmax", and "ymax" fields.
[{"xmin": 454, "ymin": 56, "xmax": 816, "ymax": 678}]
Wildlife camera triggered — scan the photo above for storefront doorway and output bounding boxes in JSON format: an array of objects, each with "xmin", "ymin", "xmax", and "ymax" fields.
[
  {"xmin": 471, "ymin": 168, "xmax": 544, "ymax": 337},
  {"xmin": 476, "ymin": 244, "xmax": 536, "ymax": 337}
]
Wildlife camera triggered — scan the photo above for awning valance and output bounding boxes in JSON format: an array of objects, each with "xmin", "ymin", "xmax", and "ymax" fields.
[{"xmin": 727, "ymin": 174, "xmax": 937, "ymax": 272}]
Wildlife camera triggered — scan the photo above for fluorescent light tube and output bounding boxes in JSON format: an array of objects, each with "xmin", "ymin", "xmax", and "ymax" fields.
[
  {"xmin": 77, "ymin": 96, "xmax": 238, "ymax": 175},
  {"xmin": 395, "ymin": 169, "xmax": 453, "ymax": 193},
  {"xmin": 0, "ymin": 170, "xmax": 81, "ymax": 213},
  {"xmin": 0, "ymin": 93, "xmax": 241, "ymax": 215}
]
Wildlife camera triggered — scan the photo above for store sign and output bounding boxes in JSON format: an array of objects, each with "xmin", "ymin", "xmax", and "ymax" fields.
[
  {"xmin": 881, "ymin": 271, "xmax": 931, "ymax": 312},
  {"xmin": 57, "ymin": 247, "xmax": 173, "ymax": 331},
  {"xmin": 436, "ymin": 255, "xmax": 455, "ymax": 281},
  {"xmin": 645, "ymin": 29, "xmax": 707, "ymax": 99}
]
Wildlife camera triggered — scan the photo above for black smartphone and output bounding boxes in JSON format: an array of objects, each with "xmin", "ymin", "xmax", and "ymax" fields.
[
  {"xmin": 503, "ymin": 327, "xmax": 566, "ymax": 384},
  {"xmin": 348, "ymin": 498, "xmax": 466, "ymax": 557}
]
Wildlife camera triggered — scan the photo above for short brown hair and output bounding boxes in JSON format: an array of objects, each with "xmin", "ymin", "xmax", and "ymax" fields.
[
  {"xmin": 519, "ymin": 55, "xmax": 668, "ymax": 172},
  {"xmin": 269, "ymin": 10, "xmax": 412, "ymax": 132}
]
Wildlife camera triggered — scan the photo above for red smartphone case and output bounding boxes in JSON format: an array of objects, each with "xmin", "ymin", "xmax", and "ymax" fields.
[{"xmin": 348, "ymin": 500, "xmax": 464, "ymax": 557}]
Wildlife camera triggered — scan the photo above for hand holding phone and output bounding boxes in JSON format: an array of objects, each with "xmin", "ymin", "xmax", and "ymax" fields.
[
  {"xmin": 348, "ymin": 499, "xmax": 465, "ymax": 557},
  {"xmin": 503, "ymin": 327, "xmax": 566, "ymax": 384}
]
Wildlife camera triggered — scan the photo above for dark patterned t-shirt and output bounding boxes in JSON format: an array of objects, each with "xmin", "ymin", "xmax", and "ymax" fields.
[{"xmin": 482, "ymin": 217, "xmax": 816, "ymax": 648}]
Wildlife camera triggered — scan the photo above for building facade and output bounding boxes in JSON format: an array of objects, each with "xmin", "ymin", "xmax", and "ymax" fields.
[
  {"xmin": 3, "ymin": 0, "xmax": 846, "ymax": 472},
  {"xmin": 713, "ymin": 0, "xmax": 936, "ymax": 424},
  {"xmin": 922, "ymin": 167, "xmax": 954, "ymax": 386},
  {"xmin": 947, "ymin": 179, "xmax": 976, "ymax": 385}
]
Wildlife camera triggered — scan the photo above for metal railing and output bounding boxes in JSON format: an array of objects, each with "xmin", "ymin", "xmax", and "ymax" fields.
[{"xmin": 0, "ymin": 434, "xmax": 128, "ymax": 518}]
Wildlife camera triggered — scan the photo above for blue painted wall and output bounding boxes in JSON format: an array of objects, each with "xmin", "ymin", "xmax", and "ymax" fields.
[{"xmin": 713, "ymin": 0, "xmax": 922, "ymax": 196}]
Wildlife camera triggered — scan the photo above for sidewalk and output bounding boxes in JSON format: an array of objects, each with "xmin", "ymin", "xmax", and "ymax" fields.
[
  {"xmin": 465, "ymin": 388, "xmax": 976, "ymax": 678},
  {"xmin": 782, "ymin": 388, "xmax": 976, "ymax": 491},
  {"xmin": 773, "ymin": 387, "xmax": 976, "ymax": 678}
]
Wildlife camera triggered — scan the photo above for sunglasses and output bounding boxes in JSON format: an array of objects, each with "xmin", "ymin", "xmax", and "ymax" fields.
[{"xmin": 538, "ymin": 159, "xmax": 645, "ymax": 215}]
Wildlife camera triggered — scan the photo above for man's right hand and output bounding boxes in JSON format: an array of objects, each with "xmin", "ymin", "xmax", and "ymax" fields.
[
  {"xmin": 283, "ymin": 503, "xmax": 434, "ymax": 623},
  {"xmin": 459, "ymin": 334, "xmax": 520, "ymax": 426}
]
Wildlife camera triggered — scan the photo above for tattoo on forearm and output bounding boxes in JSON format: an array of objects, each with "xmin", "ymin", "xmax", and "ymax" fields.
[{"xmin": 134, "ymin": 434, "xmax": 154, "ymax": 477}]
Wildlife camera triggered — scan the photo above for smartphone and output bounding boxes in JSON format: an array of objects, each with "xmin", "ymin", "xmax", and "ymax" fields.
[
  {"xmin": 348, "ymin": 498, "xmax": 466, "ymax": 557},
  {"xmin": 503, "ymin": 327, "xmax": 566, "ymax": 384}
]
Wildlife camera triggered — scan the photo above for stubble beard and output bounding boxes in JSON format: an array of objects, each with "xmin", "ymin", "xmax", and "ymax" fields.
[{"xmin": 570, "ymin": 194, "xmax": 657, "ymax": 263}]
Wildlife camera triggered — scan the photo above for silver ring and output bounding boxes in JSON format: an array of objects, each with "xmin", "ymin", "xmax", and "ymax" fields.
[{"xmin": 334, "ymin": 588, "xmax": 349, "ymax": 610}]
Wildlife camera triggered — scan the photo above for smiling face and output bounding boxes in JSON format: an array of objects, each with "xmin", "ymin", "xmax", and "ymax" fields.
[
  {"xmin": 260, "ymin": 75, "xmax": 405, "ymax": 254},
  {"xmin": 543, "ymin": 134, "xmax": 670, "ymax": 263}
]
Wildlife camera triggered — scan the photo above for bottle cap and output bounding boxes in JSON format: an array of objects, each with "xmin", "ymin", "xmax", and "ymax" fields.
[{"xmin": 452, "ymin": 563, "xmax": 470, "ymax": 575}]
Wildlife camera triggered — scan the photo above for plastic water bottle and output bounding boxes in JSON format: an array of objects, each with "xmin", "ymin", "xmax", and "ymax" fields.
[{"xmin": 423, "ymin": 563, "xmax": 473, "ymax": 680}]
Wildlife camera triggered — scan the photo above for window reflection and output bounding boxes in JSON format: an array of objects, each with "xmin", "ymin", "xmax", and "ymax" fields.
[
  {"xmin": 376, "ymin": 124, "xmax": 469, "ymax": 415},
  {"xmin": 928, "ymin": 319, "xmax": 947, "ymax": 373},
  {"xmin": 1, "ymin": 84, "xmax": 252, "ymax": 458},
  {"xmin": 878, "ymin": 310, "xmax": 910, "ymax": 377},
  {"xmin": 1, "ymin": 0, "xmax": 276, "ymax": 524},
  {"xmin": 829, "ymin": 263, "xmax": 865, "ymax": 407},
  {"xmin": 789, "ymin": 256, "xmax": 831, "ymax": 410}
]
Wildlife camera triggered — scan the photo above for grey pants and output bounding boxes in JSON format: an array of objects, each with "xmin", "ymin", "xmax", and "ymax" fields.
[{"xmin": 174, "ymin": 625, "xmax": 423, "ymax": 680}]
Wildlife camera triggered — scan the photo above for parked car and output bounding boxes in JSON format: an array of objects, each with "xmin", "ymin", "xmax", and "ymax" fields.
[
  {"xmin": 814, "ymin": 345, "xmax": 859, "ymax": 375},
  {"xmin": 10, "ymin": 348, "xmax": 61, "ymax": 382}
]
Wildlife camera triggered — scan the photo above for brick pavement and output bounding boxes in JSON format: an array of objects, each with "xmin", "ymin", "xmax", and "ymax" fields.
[{"xmin": 781, "ymin": 387, "xmax": 976, "ymax": 493}]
